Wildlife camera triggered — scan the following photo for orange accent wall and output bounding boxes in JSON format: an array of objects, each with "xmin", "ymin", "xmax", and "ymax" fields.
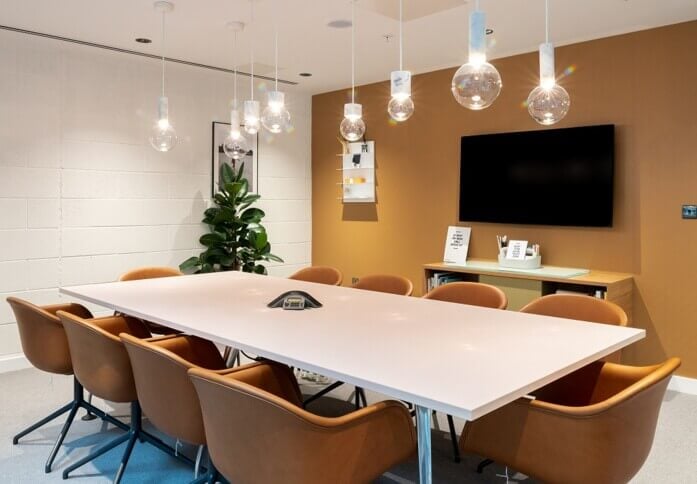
[{"xmin": 311, "ymin": 21, "xmax": 697, "ymax": 376}]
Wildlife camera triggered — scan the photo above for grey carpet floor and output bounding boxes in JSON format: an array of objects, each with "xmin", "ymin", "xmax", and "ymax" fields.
[{"xmin": 1, "ymin": 368, "xmax": 696, "ymax": 483}]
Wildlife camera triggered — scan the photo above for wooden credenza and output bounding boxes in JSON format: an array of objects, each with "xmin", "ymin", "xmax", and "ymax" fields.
[{"xmin": 424, "ymin": 260, "xmax": 634, "ymax": 321}]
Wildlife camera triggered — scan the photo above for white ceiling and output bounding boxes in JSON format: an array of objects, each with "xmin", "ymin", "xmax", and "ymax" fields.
[{"xmin": 1, "ymin": 0, "xmax": 697, "ymax": 94}]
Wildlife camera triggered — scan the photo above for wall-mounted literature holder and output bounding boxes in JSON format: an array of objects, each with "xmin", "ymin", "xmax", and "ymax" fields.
[{"xmin": 337, "ymin": 140, "xmax": 375, "ymax": 203}]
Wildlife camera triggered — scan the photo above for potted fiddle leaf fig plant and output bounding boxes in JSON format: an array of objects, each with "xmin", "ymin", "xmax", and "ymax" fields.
[{"xmin": 180, "ymin": 162, "xmax": 283, "ymax": 274}]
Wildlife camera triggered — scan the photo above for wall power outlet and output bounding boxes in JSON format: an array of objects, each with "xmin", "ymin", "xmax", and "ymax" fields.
[
  {"xmin": 683, "ymin": 205, "xmax": 697, "ymax": 219},
  {"xmin": 352, "ymin": 277, "xmax": 359, "ymax": 285}
]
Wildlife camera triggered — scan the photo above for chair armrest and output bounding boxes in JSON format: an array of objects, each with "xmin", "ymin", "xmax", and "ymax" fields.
[
  {"xmin": 43, "ymin": 302, "xmax": 93, "ymax": 319},
  {"xmin": 93, "ymin": 315, "xmax": 151, "ymax": 339}
]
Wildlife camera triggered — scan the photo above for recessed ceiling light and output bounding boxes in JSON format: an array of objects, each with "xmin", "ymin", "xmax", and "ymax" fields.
[
  {"xmin": 135, "ymin": 38, "xmax": 152, "ymax": 43},
  {"xmin": 327, "ymin": 19, "xmax": 352, "ymax": 29},
  {"xmin": 486, "ymin": 28, "xmax": 494, "ymax": 35},
  {"xmin": 299, "ymin": 72, "xmax": 312, "ymax": 77}
]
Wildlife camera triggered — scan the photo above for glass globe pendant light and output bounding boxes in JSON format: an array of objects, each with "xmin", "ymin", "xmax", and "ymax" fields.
[
  {"xmin": 243, "ymin": 0, "xmax": 261, "ymax": 135},
  {"xmin": 261, "ymin": 0, "xmax": 291, "ymax": 134},
  {"xmin": 527, "ymin": 0, "xmax": 570, "ymax": 125},
  {"xmin": 149, "ymin": 1, "xmax": 178, "ymax": 152},
  {"xmin": 451, "ymin": 0, "xmax": 502, "ymax": 110},
  {"xmin": 387, "ymin": 0, "xmax": 414, "ymax": 122},
  {"xmin": 340, "ymin": 0, "xmax": 366, "ymax": 142},
  {"xmin": 223, "ymin": 24, "xmax": 250, "ymax": 160}
]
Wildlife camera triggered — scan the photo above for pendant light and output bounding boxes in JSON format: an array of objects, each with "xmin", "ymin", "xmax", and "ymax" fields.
[
  {"xmin": 340, "ymin": 0, "xmax": 366, "ymax": 142},
  {"xmin": 527, "ymin": 0, "xmax": 570, "ymax": 125},
  {"xmin": 451, "ymin": 0, "xmax": 502, "ymax": 110},
  {"xmin": 149, "ymin": 1, "xmax": 178, "ymax": 152},
  {"xmin": 243, "ymin": 0, "xmax": 261, "ymax": 135},
  {"xmin": 387, "ymin": 0, "xmax": 414, "ymax": 122},
  {"xmin": 260, "ymin": 0, "xmax": 291, "ymax": 134},
  {"xmin": 223, "ymin": 23, "xmax": 250, "ymax": 160}
]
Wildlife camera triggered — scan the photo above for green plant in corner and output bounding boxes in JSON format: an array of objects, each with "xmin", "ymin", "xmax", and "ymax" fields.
[{"xmin": 180, "ymin": 162, "xmax": 283, "ymax": 274}]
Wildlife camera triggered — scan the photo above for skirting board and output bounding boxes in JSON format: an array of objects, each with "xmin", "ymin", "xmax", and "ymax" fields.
[
  {"xmin": 0, "ymin": 354, "xmax": 32, "ymax": 373},
  {"xmin": 1, "ymin": 353, "xmax": 696, "ymax": 396}
]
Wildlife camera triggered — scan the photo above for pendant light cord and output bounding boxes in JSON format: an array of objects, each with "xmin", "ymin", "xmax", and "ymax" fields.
[
  {"xmin": 545, "ymin": 0, "xmax": 550, "ymax": 43},
  {"xmin": 351, "ymin": 0, "xmax": 355, "ymax": 104},
  {"xmin": 233, "ymin": 31, "xmax": 238, "ymax": 104},
  {"xmin": 250, "ymin": 0, "xmax": 255, "ymax": 101},
  {"xmin": 274, "ymin": 0, "xmax": 279, "ymax": 92},
  {"xmin": 475, "ymin": 0, "xmax": 480, "ymax": 11},
  {"xmin": 160, "ymin": 9, "xmax": 166, "ymax": 97},
  {"xmin": 399, "ymin": 0, "xmax": 403, "ymax": 70}
]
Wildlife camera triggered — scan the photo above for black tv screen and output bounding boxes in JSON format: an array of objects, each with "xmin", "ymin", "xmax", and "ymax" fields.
[{"xmin": 459, "ymin": 125, "xmax": 615, "ymax": 227}]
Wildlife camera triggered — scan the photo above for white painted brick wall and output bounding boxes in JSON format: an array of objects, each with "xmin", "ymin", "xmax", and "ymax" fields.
[{"xmin": 0, "ymin": 30, "xmax": 312, "ymax": 363}]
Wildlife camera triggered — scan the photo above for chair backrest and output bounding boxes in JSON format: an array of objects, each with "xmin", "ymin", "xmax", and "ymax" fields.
[
  {"xmin": 190, "ymin": 362, "xmax": 415, "ymax": 484},
  {"xmin": 6, "ymin": 298, "xmax": 92, "ymax": 375},
  {"xmin": 121, "ymin": 334, "xmax": 226, "ymax": 446},
  {"xmin": 58, "ymin": 312, "xmax": 150, "ymax": 403},
  {"xmin": 119, "ymin": 266, "xmax": 182, "ymax": 282},
  {"xmin": 521, "ymin": 294, "xmax": 628, "ymax": 326},
  {"xmin": 461, "ymin": 358, "xmax": 681, "ymax": 484},
  {"xmin": 288, "ymin": 266, "xmax": 343, "ymax": 286},
  {"xmin": 352, "ymin": 274, "xmax": 413, "ymax": 296},
  {"xmin": 424, "ymin": 282, "xmax": 508, "ymax": 309}
]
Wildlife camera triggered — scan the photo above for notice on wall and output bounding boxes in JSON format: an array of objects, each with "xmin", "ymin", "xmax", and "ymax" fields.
[
  {"xmin": 443, "ymin": 226, "xmax": 471, "ymax": 265},
  {"xmin": 506, "ymin": 240, "xmax": 529, "ymax": 260}
]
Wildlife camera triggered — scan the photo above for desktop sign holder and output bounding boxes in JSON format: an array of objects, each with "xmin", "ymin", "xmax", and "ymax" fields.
[
  {"xmin": 443, "ymin": 226, "xmax": 471, "ymax": 265},
  {"xmin": 497, "ymin": 237, "xmax": 542, "ymax": 270}
]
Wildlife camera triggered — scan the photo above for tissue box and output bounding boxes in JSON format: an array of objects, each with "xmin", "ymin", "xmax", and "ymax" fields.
[{"xmin": 498, "ymin": 254, "xmax": 542, "ymax": 270}]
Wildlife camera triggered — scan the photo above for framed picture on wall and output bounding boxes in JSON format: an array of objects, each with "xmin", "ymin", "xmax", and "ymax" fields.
[{"xmin": 211, "ymin": 121, "xmax": 258, "ymax": 197}]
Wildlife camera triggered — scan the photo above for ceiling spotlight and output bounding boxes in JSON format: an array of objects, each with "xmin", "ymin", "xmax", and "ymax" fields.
[
  {"xmin": 135, "ymin": 38, "xmax": 152, "ymax": 43},
  {"xmin": 486, "ymin": 28, "xmax": 494, "ymax": 35},
  {"xmin": 299, "ymin": 72, "xmax": 313, "ymax": 77}
]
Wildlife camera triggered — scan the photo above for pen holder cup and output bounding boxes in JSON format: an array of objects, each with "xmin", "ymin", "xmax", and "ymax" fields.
[{"xmin": 498, "ymin": 254, "xmax": 542, "ymax": 270}]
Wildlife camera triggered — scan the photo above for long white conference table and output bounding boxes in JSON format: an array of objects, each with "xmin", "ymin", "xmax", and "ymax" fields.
[{"xmin": 61, "ymin": 271, "xmax": 645, "ymax": 483}]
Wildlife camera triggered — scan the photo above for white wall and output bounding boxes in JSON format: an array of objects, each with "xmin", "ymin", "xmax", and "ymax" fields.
[{"xmin": 0, "ymin": 30, "xmax": 312, "ymax": 370}]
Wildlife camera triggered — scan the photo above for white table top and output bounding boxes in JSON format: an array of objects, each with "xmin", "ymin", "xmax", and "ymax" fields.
[{"xmin": 61, "ymin": 271, "xmax": 645, "ymax": 420}]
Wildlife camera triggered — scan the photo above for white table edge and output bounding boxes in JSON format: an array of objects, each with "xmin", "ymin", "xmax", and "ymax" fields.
[{"xmin": 59, "ymin": 285, "xmax": 646, "ymax": 421}]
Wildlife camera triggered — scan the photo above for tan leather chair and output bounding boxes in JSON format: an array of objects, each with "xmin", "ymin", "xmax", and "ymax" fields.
[
  {"xmin": 423, "ymin": 281, "xmax": 508, "ymax": 309},
  {"xmin": 58, "ymin": 312, "xmax": 190, "ymax": 483},
  {"xmin": 422, "ymin": 281, "xmax": 508, "ymax": 461},
  {"xmin": 521, "ymin": 293, "xmax": 628, "ymax": 326},
  {"xmin": 120, "ymin": 333, "xmax": 228, "ymax": 480},
  {"xmin": 118, "ymin": 266, "xmax": 183, "ymax": 335},
  {"xmin": 118, "ymin": 266, "xmax": 182, "ymax": 281},
  {"xmin": 521, "ymin": 294, "xmax": 628, "ymax": 363},
  {"xmin": 461, "ymin": 358, "xmax": 681, "ymax": 484},
  {"xmin": 288, "ymin": 266, "xmax": 343, "ymax": 286},
  {"xmin": 6, "ymin": 297, "xmax": 127, "ymax": 473},
  {"xmin": 352, "ymin": 274, "xmax": 414, "ymax": 296},
  {"xmin": 189, "ymin": 361, "xmax": 416, "ymax": 484}
]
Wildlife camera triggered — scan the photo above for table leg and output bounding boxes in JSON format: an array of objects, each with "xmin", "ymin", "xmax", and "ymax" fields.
[{"xmin": 415, "ymin": 405, "xmax": 432, "ymax": 484}]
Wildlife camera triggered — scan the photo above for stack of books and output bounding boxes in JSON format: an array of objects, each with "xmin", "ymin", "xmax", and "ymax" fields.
[{"xmin": 426, "ymin": 272, "xmax": 464, "ymax": 293}]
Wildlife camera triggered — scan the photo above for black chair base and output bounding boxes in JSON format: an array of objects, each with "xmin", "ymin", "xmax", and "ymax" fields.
[
  {"xmin": 477, "ymin": 458, "xmax": 494, "ymax": 473},
  {"xmin": 63, "ymin": 401, "xmax": 195, "ymax": 483},
  {"xmin": 12, "ymin": 377, "xmax": 128, "ymax": 473},
  {"xmin": 303, "ymin": 381, "xmax": 367, "ymax": 410},
  {"xmin": 190, "ymin": 462, "xmax": 225, "ymax": 484}
]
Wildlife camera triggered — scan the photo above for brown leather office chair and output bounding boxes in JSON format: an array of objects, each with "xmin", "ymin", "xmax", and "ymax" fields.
[
  {"xmin": 288, "ymin": 266, "xmax": 343, "ymax": 286},
  {"xmin": 118, "ymin": 266, "xmax": 183, "ymax": 335},
  {"xmin": 352, "ymin": 274, "xmax": 414, "ymax": 296},
  {"xmin": 6, "ymin": 297, "xmax": 127, "ymax": 473},
  {"xmin": 120, "ymin": 333, "xmax": 228, "ymax": 481},
  {"xmin": 305, "ymin": 274, "xmax": 414, "ymax": 410},
  {"xmin": 58, "ymin": 312, "xmax": 190, "ymax": 483},
  {"xmin": 461, "ymin": 358, "xmax": 681, "ymax": 484},
  {"xmin": 521, "ymin": 294, "xmax": 628, "ymax": 363},
  {"xmin": 118, "ymin": 266, "xmax": 182, "ymax": 281},
  {"xmin": 189, "ymin": 361, "xmax": 416, "ymax": 484},
  {"xmin": 422, "ymin": 281, "xmax": 508, "ymax": 461},
  {"xmin": 423, "ymin": 281, "xmax": 508, "ymax": 309}
]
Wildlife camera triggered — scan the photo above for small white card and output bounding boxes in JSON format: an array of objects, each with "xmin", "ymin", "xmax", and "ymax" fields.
[
  {"xmin": 506, "ymin": 240, "xmax": 529, "ymax": 260},
  {"xmin": 443, "ymin": 226, "xmax": 471, "ymax": 265}
]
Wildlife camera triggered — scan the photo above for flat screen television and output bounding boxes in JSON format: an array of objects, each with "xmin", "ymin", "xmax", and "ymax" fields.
[{"xmin": 459, "ymin": 124, "xmax": 615, "ymax": 227}]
